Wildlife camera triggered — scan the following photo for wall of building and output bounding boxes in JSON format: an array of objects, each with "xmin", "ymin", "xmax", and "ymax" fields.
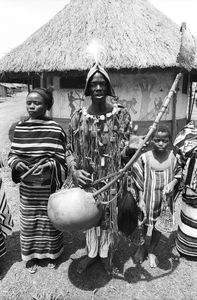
[
  {"xmin": 51, "ymin": 70, "xmax": 188, "ymax": 136},
  {"xmin": 0, "ymin": 85, "xmax": 7, "ymax": 97}
]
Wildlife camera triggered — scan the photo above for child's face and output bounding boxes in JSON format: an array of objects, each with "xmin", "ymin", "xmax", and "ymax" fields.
[
  {"xmin": 152, "ymin": 131, "xmax": 170, "ymax": 152},
  {"xmin": 26, "ymin": 92, "xmax": 48, "ymax": 119}
]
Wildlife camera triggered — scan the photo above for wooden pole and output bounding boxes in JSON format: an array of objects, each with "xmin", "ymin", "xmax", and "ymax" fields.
[
  {"xmin": 40, "ymin": 73, "xmax": 44, "ymax": 88},
  {"xmin": 93, "ymin": 72, "xmax": 183, "ymax": 197},
  {"xmin": 187, "ymin": 78, "xmax": 193, "ymax": 122},
  {"xmin": 171, "ymin": 91, "xmax": 177, "ymax": 142}
]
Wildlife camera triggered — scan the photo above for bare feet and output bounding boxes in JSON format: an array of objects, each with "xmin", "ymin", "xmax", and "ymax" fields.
[
  {"xmin": 134, "ymin": 244, "xmax": 148, "ymax": 263},
  {"xmin": 148, "ymin": 253, "xmax": 159, "ymax": 268},
  {"xmin": 100, "ymin": 257, "xmax": 112, "ymax": 276},
  {"xmin": 77, "ymin": 256, "xmax": 97, "ymax": 274}
]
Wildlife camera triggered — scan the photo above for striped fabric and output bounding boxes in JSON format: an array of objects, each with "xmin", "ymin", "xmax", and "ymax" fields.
[
  {"xmin": 132, "ymin": 151, "xmax": 176, "ymax": 227},
  {"xmin": 173, "ymin": 120, "xmax": 197, "ymax": 151},
  {"xmin": 86, "ymin": 228, "xmax": 109, "ymax": 258},
  {"xmin": 176, "ymin": 202, "xmax": 197, "ymax": 256},
  {"xmin": 8, "ymin": 119, "xmax": 67, "ymax": 180},
  {"xmin": 19, "ymin": 183, "xmax": 64, "ymax": 260},
  {"xmin": 0, "ymin": 177, "xmax": 14, "ymax": 258},
  {"xmin": 174, "ymin": 121, "xmax": 197, "ymax": 256},
  {"xmin": 0, "ymin": 233, "xmax": 6, "ymax": 258},
  {"xmin": 8, "ymin": 118, "xmax": 67, "ymax": 261}
]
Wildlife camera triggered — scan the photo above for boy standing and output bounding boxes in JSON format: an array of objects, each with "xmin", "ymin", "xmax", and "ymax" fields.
[{"xmin": 132, "ymin": 125, "xmax": 176, "ymax": 267}]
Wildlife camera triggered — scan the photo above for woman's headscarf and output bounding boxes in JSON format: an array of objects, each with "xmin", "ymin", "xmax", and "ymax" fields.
[
  {"xmin": 28, "ymin": 86, "xmax": 54, "ymax": 110},
  {"xmin": 84, "ymin": 64, "xmax": 115, "ymax": 97}
]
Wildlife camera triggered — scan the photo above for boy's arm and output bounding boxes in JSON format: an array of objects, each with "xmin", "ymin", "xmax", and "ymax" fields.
[{"xmin": 138, "ymin": 190, "xmax": 146, "ymax": 218}]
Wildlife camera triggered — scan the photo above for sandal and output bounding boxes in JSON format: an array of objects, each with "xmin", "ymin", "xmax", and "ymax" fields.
[
  {"xmin": 47, "ymin": 259, "xmax": 56, "ymax": 269},
  {"xmin": 26, "ymin": 259, "xmax": 38, "ymax": 274}
]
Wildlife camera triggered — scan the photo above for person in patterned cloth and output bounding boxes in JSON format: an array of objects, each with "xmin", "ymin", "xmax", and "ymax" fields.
[
  {"xmin": 8, "ymin": 87, "xmax": 67, "ymax": 274},
  {"xmin": 164, "ymin": 120, "xmax": 197, "ymax": 260},
  {"xmin": 65, "ymin": 63, "xmax": 138, "ymax": 275},
  {"xmin": 0, "ymin": 158, "xmax": 14, "ymax": 271}
]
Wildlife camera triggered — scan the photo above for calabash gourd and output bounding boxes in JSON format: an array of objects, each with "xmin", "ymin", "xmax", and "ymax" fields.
[{"xmin": 47, "ymin": 187, "xmax": 102, "ymax": 232}]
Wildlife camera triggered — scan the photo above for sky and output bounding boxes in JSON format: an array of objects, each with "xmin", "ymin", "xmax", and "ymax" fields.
[{"xmin": 0, "ymin": 0, "xmax": 197, "ymax": 59}]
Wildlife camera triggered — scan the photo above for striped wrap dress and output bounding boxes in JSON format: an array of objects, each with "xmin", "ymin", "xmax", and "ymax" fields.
[{"xmin": 8, "ymin": 118, "xmax": 67, "ymax": 261}]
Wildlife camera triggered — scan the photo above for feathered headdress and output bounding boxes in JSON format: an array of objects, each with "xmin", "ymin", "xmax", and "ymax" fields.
[{"xmin": 84, "ymin": 39, "xmax": 115, "ymax": 97}]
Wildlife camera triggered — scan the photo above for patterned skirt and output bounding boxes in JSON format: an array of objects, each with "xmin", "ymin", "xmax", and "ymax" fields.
[
  {"xmin": 0, "ymin": 177, "xmax": 13, "ymax": 258},
  {"xmin": 0, "ymin": 232, "xmax": 6, "ymax": 258},
  {"xmin": 19, "ymin": 182, "xmax": 64, "ymax": 261},
  {"xmin": 176, "ymin": 201, "xmax": 197, "ymax": 256}
]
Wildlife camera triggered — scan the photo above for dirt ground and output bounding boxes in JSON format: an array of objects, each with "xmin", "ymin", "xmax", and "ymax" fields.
[{"xmin": 0, "ymin": 92, "xmax": 197, "ymax": 300}]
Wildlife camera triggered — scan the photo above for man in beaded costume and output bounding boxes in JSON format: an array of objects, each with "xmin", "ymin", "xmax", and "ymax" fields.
[{"xmin": 65, "ymin": 63, "xmax": 138, "ymax": 275}]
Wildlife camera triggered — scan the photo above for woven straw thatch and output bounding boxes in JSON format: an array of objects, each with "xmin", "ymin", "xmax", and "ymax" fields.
[{"xmin": 0, "ymin": 0, "xmax": 195, "ymax": 74}]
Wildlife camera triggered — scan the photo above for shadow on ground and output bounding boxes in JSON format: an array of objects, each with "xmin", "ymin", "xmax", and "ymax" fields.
[
  {"xmin": 0, "ymin": 218, "xmax": 181, "ymax": 292},
  {"xmin": 67, "ymin": 232, "xmax": 180, "ymax": 291},
  {"xmin": 122, "ymin": 231, "xmax": 180, "ymax": 283},
  {"xmin": 1, "ymin": 231, "xmax": 21, "ymax": 279}
]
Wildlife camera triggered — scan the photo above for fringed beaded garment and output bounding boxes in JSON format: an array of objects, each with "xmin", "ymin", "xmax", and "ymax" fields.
[
  {"xmin": 8, "ymin": 118, "xmax": 67, "ymax": 261},
  {"xmin": 66, "ymin": 104, "xmax": 131, "ymax": 256}
]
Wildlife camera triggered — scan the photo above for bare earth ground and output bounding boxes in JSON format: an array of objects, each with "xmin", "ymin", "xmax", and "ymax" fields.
[{"xmin": 0, "ymin": 92, "xmax": 197, "ymax": 300}]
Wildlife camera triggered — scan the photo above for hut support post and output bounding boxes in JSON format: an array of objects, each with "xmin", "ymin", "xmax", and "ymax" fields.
[
  {"xmin": 171, "ymin": 92, "xmax": 177, "ymax": 142},
  {"xmin": 187, "ymin": 76, "xmax": 194, "ymax": 123},
  {"xmin": 47, "ymin": 74, "xmax": 53, "ymax": 118},
  {"xmin": 40, "ymin": 73, "xmax": 45, "ymax": 88}
]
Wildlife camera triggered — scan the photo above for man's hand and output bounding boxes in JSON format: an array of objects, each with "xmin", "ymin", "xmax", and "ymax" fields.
[{"xmin": 72, "ymin": 169, "xmax": 92, "ymax": 187}]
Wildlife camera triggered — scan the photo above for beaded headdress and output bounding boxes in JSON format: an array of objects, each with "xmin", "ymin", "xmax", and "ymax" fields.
[{"xmin": 84, "ymin": 40, "xmax": 115, "ymax": 97}]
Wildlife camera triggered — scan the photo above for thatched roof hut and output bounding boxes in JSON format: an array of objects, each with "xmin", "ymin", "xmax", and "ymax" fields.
[
  {"xmin": 0, "ymin": 0, "xmax": 193, "ymax": 77},
  {"xmin": 1, "ymin": 0, "xmax": 196, "ymax": 138}
]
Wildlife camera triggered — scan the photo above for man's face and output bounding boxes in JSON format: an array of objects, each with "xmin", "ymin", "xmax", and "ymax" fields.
[{"xmin": 89, "ymin": 72, "xmax": 108, "ymax": 104}]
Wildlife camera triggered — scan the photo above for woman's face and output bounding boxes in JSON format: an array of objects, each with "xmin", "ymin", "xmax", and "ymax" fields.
[
  {"xmin": 26, "ymin": 92, "xmax": 48, "ymax": 119},
  {"xmin": 89, "ymin": 72, "xmax": 108, "ymax": 104},
  {"xmin": 152, "ymin": 131, "xmax": 170, "ymax": 152}
]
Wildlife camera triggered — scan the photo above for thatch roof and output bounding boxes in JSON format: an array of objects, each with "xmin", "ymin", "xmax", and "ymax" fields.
[{"xmin": 0, "ymin": 0, "xmax": 195, "ymax": 75}]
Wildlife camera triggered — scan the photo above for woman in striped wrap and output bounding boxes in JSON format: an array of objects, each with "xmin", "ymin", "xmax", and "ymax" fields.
[
  {"xmin": 0, "ymin": 157, "xmax": 14, "ymax": 264},
  {"xmin": 164, "ymin": 120, "xmax": 197, "ymax": 259},
  {"xmin": 8, "ymin": 87, "xmax": 67, "ymax": 274}
]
